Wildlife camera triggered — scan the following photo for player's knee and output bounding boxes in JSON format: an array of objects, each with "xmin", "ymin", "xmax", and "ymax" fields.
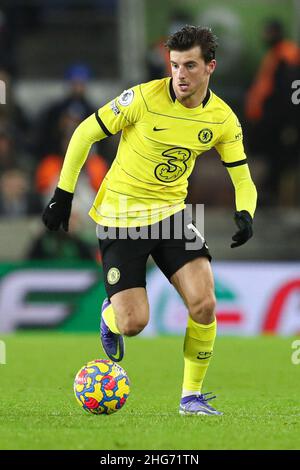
[
  {"xmin": 121, "ymin": 317, "xmax": 148, "ymax": 336},
  {"xmin": 188, "ymin": 294, "xmax": 216, "ymax": 324},
  {"xmin": 118, "ymin": 308, "xmax": 149, "ymax": 337}
]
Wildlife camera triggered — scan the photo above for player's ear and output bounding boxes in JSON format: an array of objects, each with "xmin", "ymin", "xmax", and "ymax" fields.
[{"xmin": 207, "ymin": 59, "xmax": 217, "ymax": 75}]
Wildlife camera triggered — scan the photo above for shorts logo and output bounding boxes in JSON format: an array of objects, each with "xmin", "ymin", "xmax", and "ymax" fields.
[
  {"xmin": 118, "ymin": 89, "xmax": 134, "ymax": 107},
  {"xmin": 107, "ymin": 267, "xmax": 120, "ymax": 285},
  {"xmin": 198, "ymin": 128, "xmax": 213, "ymax": 144}
]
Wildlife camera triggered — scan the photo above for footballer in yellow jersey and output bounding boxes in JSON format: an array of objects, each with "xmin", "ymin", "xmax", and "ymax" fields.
[
  {"xmin": 57, "ymin": 77, "xmax": 255, "ymax": 227},
  {"xmin": 90, "ymin": 77, "xmax": 254, "ymax": 227},
  {"xmin": 43, "ymin": 25, "xmax": 257, "ymax": 416}
]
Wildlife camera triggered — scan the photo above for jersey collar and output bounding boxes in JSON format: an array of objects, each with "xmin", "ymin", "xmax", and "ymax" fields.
[
  {"xmin": 169, "ymin": 78, "xmax": 177, "ymax": 102},
  {"xmin": 169, "ymin": 78, "xmax": 211, "ymax": 108}
]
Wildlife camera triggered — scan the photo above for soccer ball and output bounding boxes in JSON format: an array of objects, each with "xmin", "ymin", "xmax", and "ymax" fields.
[{"xmin": 74, "ymin": 359, "xmax": 130, "ymax": 415}]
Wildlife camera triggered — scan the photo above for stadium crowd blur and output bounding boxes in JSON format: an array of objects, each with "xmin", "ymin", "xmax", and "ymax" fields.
[{"xmin": 0, "ymin": 2, "xmax": 300, "ymax": 260}]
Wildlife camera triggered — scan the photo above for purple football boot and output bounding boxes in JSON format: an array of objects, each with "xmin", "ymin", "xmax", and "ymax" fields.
[
  {"xmin": 100, "ymin": 298, "xmax": 124, "ymax": 362},
  {"xmin": 179, "ymin": 393, "xmax": 223, "ymax": 416}
]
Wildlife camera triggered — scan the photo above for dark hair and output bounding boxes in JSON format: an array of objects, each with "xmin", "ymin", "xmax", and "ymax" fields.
[{"xmin": 165, "ymin": 25, "xmax": 218, "ymax": 63}]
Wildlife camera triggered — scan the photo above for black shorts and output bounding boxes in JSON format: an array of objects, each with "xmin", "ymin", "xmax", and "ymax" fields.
[{"xmin": 97, "ymin": 209, "xmax": 212, "ymax": 298}]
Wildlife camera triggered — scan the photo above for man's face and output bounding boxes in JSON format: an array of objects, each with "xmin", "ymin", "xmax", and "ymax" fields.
[{"xmin": 170, "ymin": 46, "xmax": 216, "ymax": 103}]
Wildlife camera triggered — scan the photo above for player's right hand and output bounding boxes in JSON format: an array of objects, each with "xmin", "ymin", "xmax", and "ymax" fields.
[{"xmin": 42, "ymin": 187, "xmax": 73, "ymax": 232}]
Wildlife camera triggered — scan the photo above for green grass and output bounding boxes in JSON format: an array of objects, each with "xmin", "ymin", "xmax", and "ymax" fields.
[{"xmin": 0, "ymin": 333, "xmax": 299, "ymax": 450}]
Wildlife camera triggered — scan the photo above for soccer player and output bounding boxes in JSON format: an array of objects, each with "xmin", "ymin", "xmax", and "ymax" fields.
[{"xmin": 43, "ymin": 26, "xmax": 257, "ymax": 416}]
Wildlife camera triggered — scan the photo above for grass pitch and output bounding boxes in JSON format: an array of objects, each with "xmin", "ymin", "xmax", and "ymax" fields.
[{"xmin": 0, "ymin": 333, "xmax": 299, "ymax": 450}]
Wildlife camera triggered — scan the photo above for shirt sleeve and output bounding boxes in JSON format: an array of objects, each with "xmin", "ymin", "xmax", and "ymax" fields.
[
  {"xmin": 226, "ymin": 164, "xmax": 257, "ymax": 218},
  {"xmin": 215, "ymin": 110, "xmax": 257, "ymax": 218},
  {"xmin": 58, "ymin": 113, "xmax": 108, "ymax": 193},
  {"xmin": 58, "ymin": 84, "xmax": 146, "ymax": 193},
  {"xmin": 96, "ymin": 84, "xmax": 147, "ymax": 135},
  {"xmin": 215, "ymin": 111, "xmax": 247, "ymax": 166}
]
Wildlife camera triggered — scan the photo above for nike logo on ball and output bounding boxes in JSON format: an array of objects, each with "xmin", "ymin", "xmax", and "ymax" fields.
[{"xmin": 153, "ymin": 126, "xmax": 168, "ymax": 131}]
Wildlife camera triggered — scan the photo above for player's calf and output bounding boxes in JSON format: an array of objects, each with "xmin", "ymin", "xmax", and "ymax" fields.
[{"xmin": 110, "ymin": 288, "xmax": 150, "ymax": 336}]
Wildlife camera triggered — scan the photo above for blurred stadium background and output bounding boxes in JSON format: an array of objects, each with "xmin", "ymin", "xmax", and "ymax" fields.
[{"xmin": 0, "ymin": 0, "xmax": 300, "ymax": 337}]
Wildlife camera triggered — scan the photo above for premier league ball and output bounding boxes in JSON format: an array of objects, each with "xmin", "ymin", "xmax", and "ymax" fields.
[{"xmin": 74, "ymin": 359, "xmax": 130, "ymax": 415}]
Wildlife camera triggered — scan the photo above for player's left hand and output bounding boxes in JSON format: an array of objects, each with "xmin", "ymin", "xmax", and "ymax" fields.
[{"xmin": 231, "ymin": 210, "xmax": 253, "ymax": 248}]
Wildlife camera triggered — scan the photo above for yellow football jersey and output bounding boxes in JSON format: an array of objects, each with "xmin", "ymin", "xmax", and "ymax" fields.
[
  {"xmin": 58, "ymin": 77, "xmax": 255, "ymax": 227},
  {"xmin": 88, "ymin": 78, "xmax": 248, "ymax": 227}
]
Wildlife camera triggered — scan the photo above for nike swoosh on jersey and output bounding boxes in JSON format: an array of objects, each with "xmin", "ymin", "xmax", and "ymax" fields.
[{"xmin": 153, "ymin": 126, "xmax": 168, "ymax": 131}]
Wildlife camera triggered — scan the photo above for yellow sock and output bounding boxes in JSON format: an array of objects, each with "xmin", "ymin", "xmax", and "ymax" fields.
[
  {"xmin": 182, "ymin": 317, "xmax": 217, "ymax": 394},
  {"xmin": 102, "ymin": 303, "xmax": 120, "ymax": 334}
]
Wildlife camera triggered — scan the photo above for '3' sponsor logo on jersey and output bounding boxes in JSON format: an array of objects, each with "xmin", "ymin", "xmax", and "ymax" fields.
[{"xmin": 154, "ymin": 147, "xmax": 191, "ymax": 183}]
